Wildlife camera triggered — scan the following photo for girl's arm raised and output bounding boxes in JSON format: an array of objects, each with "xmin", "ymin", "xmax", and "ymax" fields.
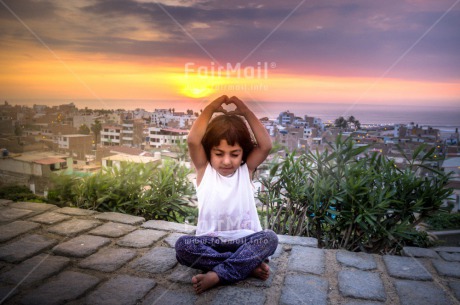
[
  {"xmin": 187, "ymin": 95, "xmax": 228, "ymax": 172},
  {"xmin": 228, "ymin": 96, "xmax": 272, "ymax": 174}
]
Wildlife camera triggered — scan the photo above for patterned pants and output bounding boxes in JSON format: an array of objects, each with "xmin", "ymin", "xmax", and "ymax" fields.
[{"xmin": 175, "ymin": 230, "xmax": 278, "ymax": 284}]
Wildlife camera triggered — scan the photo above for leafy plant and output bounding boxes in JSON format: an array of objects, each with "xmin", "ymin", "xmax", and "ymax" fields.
[
  {"xmin": 140, "ymin": 159, "xmax": 195, "ymax": 221},
  {"xmin": 48, "ymin": 161, "xmax": 194, "ymax": 222},
  {"xmin": 427, "ymin": 212, "xmax": 460, "ymax": 230},
  {"xmin": 0, "ymin": 185, "xmax": 45, "ymax": 202},
  {"xmin": 257, "ymin": 136, "xmax": 453, "ymax": 254},
  {"xmin": 47, "ymin": 173, "xmax": 80, "ymax": 206}
]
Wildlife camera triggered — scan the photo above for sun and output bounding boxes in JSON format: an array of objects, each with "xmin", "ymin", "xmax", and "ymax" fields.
[
  {"xmin": 181, "ymin": 83, "xmax": 214, "ymax": 98},
  {"xmin": 180, "ymin": 76, "xmax": 215, "ymax": 98}
]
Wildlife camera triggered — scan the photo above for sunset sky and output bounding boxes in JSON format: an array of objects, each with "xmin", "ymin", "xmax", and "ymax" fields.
[{"xmin": 0, "ymin": 0, "xmax": 459, "ymax": 109}]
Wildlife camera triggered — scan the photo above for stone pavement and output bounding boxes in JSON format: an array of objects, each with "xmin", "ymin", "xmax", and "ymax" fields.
[{"xmin": 0, "ymin": 200, "xmax": 459, "ymax": 305}]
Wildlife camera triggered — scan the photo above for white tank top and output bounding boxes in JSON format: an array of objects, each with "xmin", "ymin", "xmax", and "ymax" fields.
[{"xmin": 195, "ymin": 163, "xmax": 262, "ymax": 241}]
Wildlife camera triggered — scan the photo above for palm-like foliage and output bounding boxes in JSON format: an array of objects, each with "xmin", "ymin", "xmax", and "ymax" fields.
[{"xmin": 90, "ymin": 119, "xmax": 102, "ymax": 144}]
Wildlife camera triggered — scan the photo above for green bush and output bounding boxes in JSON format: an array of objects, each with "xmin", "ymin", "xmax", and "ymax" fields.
[
  {"xmin": 0, "ymin": 185, "xmax": 45, "ymax": 202},
  {"xmin": 48, "ymin": 160, "xmax": 194, "ymax": 222},
  {"xmin": 140, "ymin": 160, "xmax": 195, "ymax": 221},
  {"xmin": 427, "ymin": 212, "xmax": 460, "ymax": 230},
  {"xmin": 257, "ymin": 136, "xmax": 453, "ymax": 254},
  {"xmin": 47, "ymin": 174, "xmax": 80, "ymax": 205},
  {"xmin": 176, "ymin": 205, "xmax": 199, "ymax": 225}
]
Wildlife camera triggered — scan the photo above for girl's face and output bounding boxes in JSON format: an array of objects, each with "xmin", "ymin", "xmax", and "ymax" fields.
[{"xmin": 210, "ymin": 139, "xmax": 243, "ymax": 176}]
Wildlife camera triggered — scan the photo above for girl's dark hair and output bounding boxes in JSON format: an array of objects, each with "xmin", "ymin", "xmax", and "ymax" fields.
[{"xmin": 201, "ymin": 114, "xmax": 255, "ymax": 164}]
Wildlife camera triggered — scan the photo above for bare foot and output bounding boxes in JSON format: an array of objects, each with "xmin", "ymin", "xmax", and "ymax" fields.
[
  {"xmin": 191, "ymin": 271, "xmax": 220, "ymax": 294},
  {"xmin": 250, "ymin": 262, "xmax": 270, "ymax": 281}
]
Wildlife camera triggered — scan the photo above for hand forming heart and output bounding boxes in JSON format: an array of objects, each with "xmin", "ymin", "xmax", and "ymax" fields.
[{"xmin": 221, "ymin": 102, "xmax": 237, "ymax": 113}]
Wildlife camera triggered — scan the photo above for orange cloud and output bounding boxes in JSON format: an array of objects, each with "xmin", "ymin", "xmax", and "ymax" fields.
[
  {"xmin": 1, "ymin": 43, "xmax": 458, "ymax": 108},
  {"xmin": 251, "ymin": 73, "xmax": 460, "ymax": 106}
]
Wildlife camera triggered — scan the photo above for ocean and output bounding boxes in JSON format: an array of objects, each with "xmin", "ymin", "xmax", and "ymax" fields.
[
  {"xmin": 247, "ymin": 102, "xmax": 460, "ymax": 131},
  {"xmin": 9, "ymin": 98, "xmax": 460, "ymax": 131}
]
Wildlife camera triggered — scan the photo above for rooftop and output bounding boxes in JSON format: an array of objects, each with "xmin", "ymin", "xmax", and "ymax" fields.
[
  {"xmin": 9, "ymin": 152, "xmax": 69, "ymax": 163},
  {"xmin": 103, "ymin": 154, "xmax": 161, "ymax": 164},
  {"xmin": 108, "ymin": 146, "xmax": 153, "ymax": 157},
  {"xmin": 0, "ymin": 200, "xmax": 459, "ymax": 305},
  {"xmin": 59, "ymin": 134, "xmax": 92, "ymax": 138}
]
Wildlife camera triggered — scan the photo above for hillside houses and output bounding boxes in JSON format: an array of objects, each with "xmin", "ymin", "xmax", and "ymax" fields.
[
  {"xmin": 267, "ymin": 110, "xmax": 459, "ymax": 174},
  {"xmin": 0, "ymin": 103, "xmax": 196, "ymax": 153},
  {"xmin": 0, "ymin": 103, "xmax": 198, "ymax": 191},
  {"xmin": 151, "ymin": 109, "xmax": 195, "ymax": 129},
  {"xmin": 1, "ymin": 102, "xmax": 459, "ymax": 202},
  {"xmin": 265, "ymin": 111, "xmax": 327, "ymax": 152}
]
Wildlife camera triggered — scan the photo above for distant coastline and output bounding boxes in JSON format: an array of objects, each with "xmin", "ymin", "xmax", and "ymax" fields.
[{"xmin": 6, "ymin": 98, "xmax": 460, "ymax": 129}]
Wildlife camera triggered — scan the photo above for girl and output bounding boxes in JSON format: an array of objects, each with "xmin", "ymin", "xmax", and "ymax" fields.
[{"xmin": 175, "ymin": 95, "xmax": 278, "ymax": 294}]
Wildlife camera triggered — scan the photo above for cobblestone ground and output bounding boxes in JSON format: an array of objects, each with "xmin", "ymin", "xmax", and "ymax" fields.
[{"xmin": 0, "ymin": 199, "xmax": 459, "ymax": 305}]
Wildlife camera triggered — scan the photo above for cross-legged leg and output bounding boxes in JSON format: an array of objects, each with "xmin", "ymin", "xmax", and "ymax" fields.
[
  {"xmin": 175, "ymin": 230, "xmax": 278, "ymax": 293},
  {"xmin": 175, "ymin": 235, "xmax": 237, "ymax": 271},
  {"xmin": 212, "ymin": 230, "xmax": 278, "ymax": 284},
  {"xmin": 175, "ymin": 234, "xmax": 236, "ymax": 294}
]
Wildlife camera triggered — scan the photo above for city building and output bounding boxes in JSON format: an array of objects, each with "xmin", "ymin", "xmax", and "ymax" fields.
[
  {"xmin": 120, "ymin": 119, "xmax": 145, "ymax": 147},
  {"xmin": 278, "ymin": 111, "xmax": 295, "ymax": 126},
  {"xmin": 101, "ymin": 124, "xmax": 122, "ymax": 146},
  {"xmin": 303, "ymin": 127, "xmax": 318, "ymax": 139},
  {"xmin": 275, "ymin": 125, "xmax": 304, "ymax": 151},
  {"xmin": 304, "ymin": 115, "xmax": 325, "ymax": 131},
  {"xmin": 102, "ymin": 154, "xmax": 161, "ymax": 169},
  {"xmin": 0, "ymin": 151, "xmax": 72, "ymax": 193},
  {"xmin": 57, "ymin": 134, "xmax": 93, "ymax": 161},
  {"xmin": 273, "ymin": 111, "xmax": 328, "ymax": 152},
  {"xmin": 395, "ymin": 123, "xmax": 440, "ymax": 143},
  {"xmin": 151, "ymin": 109, "xmax": 196, "ymax": 128},
  {"xmin": 100, "ymin": 120, "xmax": 145, "ymax": 148},
  {"xmin": 441, "ymin": 157, "xmax": 460, "ymax": 212},
  {"xmin": 133, "ymin": 108, "xmax": 153, "ymax": 121},
  {"xmin": 95, "ymin": 146, "xmax": 154, "ymax": 164},
  {"xmin": 148, "ymin": 127, "xmax": 188, "ymax": 149},
  {"xmin": 442, "ymin": 157, "xmax": 460, "ymax": 182},
  {"xmin": 72, "ymin": 114, "xmax": 100, "ymax": 130}
]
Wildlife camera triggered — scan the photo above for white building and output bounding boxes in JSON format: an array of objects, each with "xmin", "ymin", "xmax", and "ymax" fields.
[
  {"xmin": 101, "ymin": 124, "xmax": 121, "ymax": 146},
  {"xmin": 303, "ymin": 127, "xmax": 317, "ymax": 139},
  {"xmin": 151, "ymin": 109, "xmax": 196, "ymax": 128},
  {"xmin": 148, "ymin": 127, "xmax": 188, "ymax": 149},
  {"xmin": 120, "ymin": 120, "xmax": 144, "ymax": 147},
  {"xmin": 312, "ymin": 117, "xmax": 324, "ymax": 130},
  {"xmin": 102, "ymin": 154, "xmax": 161, "ymax": 169},
  {"xmin": 261, "ymin": 120, "xmax": 277, "ymax": 137}
]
